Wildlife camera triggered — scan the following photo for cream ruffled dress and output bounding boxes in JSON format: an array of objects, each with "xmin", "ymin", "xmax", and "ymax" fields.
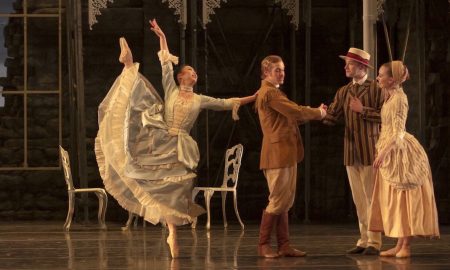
[
  {"xmin": 95, "ymin": 50, "xmax": 239, "ymax": 225},
  {"xmin": 369, "ymin": 88, "xmax": 439, "ymax": 238}
]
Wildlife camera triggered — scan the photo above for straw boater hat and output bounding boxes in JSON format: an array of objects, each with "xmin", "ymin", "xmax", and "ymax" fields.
[{"xmin": 339, "ymin": 47, "xmax": 373, "ymax": 69}]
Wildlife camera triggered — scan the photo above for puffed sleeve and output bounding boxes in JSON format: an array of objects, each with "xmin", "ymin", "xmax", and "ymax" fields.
[
  {"xmin": 157, "ymin": 50, "xmax": 179, "ymax": 98},
  {"xmin": 391, "ymin": 93, "xmax": 408, "ymax": 147}
]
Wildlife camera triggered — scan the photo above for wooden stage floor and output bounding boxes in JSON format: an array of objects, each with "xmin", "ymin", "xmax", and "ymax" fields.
[{"xmin": 0, "ymin": 221, "xmax": 448, "ymax": 269}]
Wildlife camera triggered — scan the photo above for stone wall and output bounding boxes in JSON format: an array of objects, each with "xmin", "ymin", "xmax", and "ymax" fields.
[
  {"xmin": 0, "ymin": 0, "xmax": 66, "ymax": 221},
  {"xmin": 0, "ymin": 0, "xmax": 448, "ymax": 225}
]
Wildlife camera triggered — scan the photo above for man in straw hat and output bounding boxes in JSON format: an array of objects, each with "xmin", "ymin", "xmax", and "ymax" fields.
[{"xmin": 323, "ymin": 48, "xmax": 384, "ymax": 255}]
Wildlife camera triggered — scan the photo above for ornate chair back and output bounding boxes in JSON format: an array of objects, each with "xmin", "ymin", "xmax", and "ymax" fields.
[
  {"xmin": 221, "ymin": 144, "xmax": 243, "ymax": 189},
  {"xmin": 59, "ymin": 146, "xmax": 75, "ymax": 191}
]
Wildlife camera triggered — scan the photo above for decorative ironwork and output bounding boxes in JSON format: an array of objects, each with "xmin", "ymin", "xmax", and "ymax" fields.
[
  {"xmin": 202, "ymin": 0, "xmax": 227, "ymax": 29},
  {"xmin": 377, "ymin": 0, "xmax": 386, "ymax": 18},
  {"xmin": 162, "ymin": 0, "xmax": 187, "ymax": 29},
  {"xmin": 274, "ymin": 0, "xmax": 299, "ymax": 30},
  {"xmin": 88, "ymin": 0, "xmax": 114, "ymax": 30}
]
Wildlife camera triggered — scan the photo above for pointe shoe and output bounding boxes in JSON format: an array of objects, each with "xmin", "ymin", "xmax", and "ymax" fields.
[
  {"xmin": 119, "ymin": 37, "xmax": 133, "ymax": 66},
  {"xmin": 395, "ymin": 247, "xmax": 411, "ymax": 258},
  {"xmin": 380, "ymin": 247, "xmax": 398, "ymax": 257},
  {"xmin": 166, "ymin": 234, "xmax": 179, "ymax": 258}
]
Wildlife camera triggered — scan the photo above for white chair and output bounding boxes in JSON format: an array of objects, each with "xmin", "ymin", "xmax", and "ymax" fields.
[
  {"xmin": 59, "ymin": 146, "xmax": 108, "ymax": 231},
  {"xmin": 192, "ymin": 144, "xmax": 244, "ymax": 230}
]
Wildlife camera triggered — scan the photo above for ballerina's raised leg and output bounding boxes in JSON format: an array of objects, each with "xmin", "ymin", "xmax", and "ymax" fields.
[{"xmin": 119, "ymin": 37, "xmax": 133, "ymax": 68}]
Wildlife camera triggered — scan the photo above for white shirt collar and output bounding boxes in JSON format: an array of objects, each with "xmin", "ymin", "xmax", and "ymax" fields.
[{"xmin": 353, "ymin": 74, "xmax": 368, "ymax": 85}]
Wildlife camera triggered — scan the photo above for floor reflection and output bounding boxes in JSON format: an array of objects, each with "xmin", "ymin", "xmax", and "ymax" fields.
[
  {"xmin": 65, "ymin": 231, "xmax": 108, "ymax": 269},
  {"xmin": 2, "ymin": 223, "xmax": 447, "ymax": 269},
  {"xmin": 348, "ymin": 255, "xmax": 412, "ymax": 270},
  {"xmin": 380, "ymin": 257, "xmax": 411, "ymax": 270},
  {"xmin": 348, "ymin": 255, "xmax": 383, "ymax": 270},
  {"xmin": 191, "ymin": 228, "xmax": 245, "ymax": 269}
]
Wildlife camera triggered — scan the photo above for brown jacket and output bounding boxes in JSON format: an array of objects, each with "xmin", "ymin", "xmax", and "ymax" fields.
[{"xmin": 255, "ymin": 80, "xmax": 322, "ymax": 170}]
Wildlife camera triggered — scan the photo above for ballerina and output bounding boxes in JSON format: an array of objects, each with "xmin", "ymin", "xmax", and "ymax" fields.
[{"xmin": 95, "ymin": 21, "xmax": 257, "ymax": 258}]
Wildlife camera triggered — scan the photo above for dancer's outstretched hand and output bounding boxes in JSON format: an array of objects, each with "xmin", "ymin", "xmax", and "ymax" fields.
[{"xmin": 150, "ymin": 19, "xmax": 165, "ymax": 38}]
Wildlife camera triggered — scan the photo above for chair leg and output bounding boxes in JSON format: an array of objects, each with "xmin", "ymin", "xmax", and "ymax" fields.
[
  {"xmin": 221, "ymin": 191, "xmax": 228, "ymax": 228},
  {"xmin": 204, "ymin": 190, "xmax": 214, "ymax": 230},
  {"xmin": 233, "ymin": 191, "xmax": 244, "ymax": 230},
  {"xmin": 102, "ymin": 191, "xmax": 108, "ymax": 227},
  {"xmin": 64, "ymin": 192, "xmax": 75, "ymax": 231}
]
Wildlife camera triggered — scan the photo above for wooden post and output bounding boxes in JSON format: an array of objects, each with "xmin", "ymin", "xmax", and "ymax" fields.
[
  {"xmin": 66, "ymin": 0, "xmax": 88, "ymax": 222},
  {"xmin": 303, "ymin": 0, "xmax": 311, "ymax": 223},
  {"xmin": 363, "ymin": 0, "xmax": 377, "ymax": 79}
]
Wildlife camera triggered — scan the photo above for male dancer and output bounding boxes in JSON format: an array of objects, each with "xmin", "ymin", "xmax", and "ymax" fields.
[
  {"xmin": 323, "ymin": 48, "xmax": 384, "ymax": 255},
  {"xmin": 255, "ymin": 55, "xmax": 326, "ymax": 258}
]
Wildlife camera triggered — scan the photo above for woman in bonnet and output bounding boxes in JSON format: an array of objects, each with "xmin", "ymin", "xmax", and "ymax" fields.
[{"xmin": 369, "ymin": 60, "xmax": 439, "ymax": 258}]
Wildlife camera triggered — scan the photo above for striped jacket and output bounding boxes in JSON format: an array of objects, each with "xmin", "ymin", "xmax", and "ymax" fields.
[{"xmin": 324, "ymin": 79, "xmax": 384, "ymax": 166}]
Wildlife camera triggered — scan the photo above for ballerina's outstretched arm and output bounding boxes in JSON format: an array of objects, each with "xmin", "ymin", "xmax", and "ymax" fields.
[{"xmin": 150, "ymin": 19, "xmax": 169, "ymax": 52}]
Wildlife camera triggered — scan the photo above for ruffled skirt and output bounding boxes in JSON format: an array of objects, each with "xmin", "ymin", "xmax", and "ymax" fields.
[{"xmin": 95, "ymin": 65, "xmax": 205, "ymax": 226}]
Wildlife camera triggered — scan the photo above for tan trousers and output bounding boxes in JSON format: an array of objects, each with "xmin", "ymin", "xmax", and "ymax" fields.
[
  {"xmin": 346, "ymin": 165, "xmax": 382, "ymax": 249},
  {"xmin": 264, "ymin": 165, "xmax": 297, "ymax": 215}
]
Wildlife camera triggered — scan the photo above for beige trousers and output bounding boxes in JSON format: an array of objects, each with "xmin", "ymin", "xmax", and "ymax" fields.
[
  {"xmin": 346, "ymin": 165, "xmax": 382, "ymax": 249},
  {"xmin": 264, "ymin": 165, "xmax": 297, "ymax": 215}
]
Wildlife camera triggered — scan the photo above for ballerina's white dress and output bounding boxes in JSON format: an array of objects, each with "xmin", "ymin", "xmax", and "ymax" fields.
[{"xmin": 95, "ymin": 47, "xmax": 239, "ymax": 225}]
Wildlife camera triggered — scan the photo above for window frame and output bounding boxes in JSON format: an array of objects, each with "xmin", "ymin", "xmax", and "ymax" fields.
[{"xmin": 0, "ymin": 0, "xmax": 62, "ymax": 170}]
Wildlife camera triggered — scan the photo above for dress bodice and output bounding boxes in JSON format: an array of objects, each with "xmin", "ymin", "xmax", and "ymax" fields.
[
  {"xmin": 137, "ymin": 49, "xmax": 240, "ymax": 170},
  {"xmin": 377, "ymin": 88, "xmax": 408, "ymax": 149},
  {"xmin": 166, "ymin": 92, "xmax": 195, "ymax": 135},
  {"xmin": 376, "ymin": 88, "xmax": 429, "ymax": 190},
  {"xmin": 158, "ymin": 50, "xmax": 239, "ymax": 137}
]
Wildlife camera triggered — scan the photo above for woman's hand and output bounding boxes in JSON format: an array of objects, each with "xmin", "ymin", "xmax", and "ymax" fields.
[
  {"xmin": 150, "ymin": 19, "xmax": 168, "ymax": 51},
  {"xmin": 239, "ymin": 90, "xmax": 259, "ymax": 105},
  {"xmin": 373, "ymin": 151, "xmax": 385, "ymax": 169},
  {"xmin": 150, "ymin": 19, "xmax": 165, "ymax": 38}
]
